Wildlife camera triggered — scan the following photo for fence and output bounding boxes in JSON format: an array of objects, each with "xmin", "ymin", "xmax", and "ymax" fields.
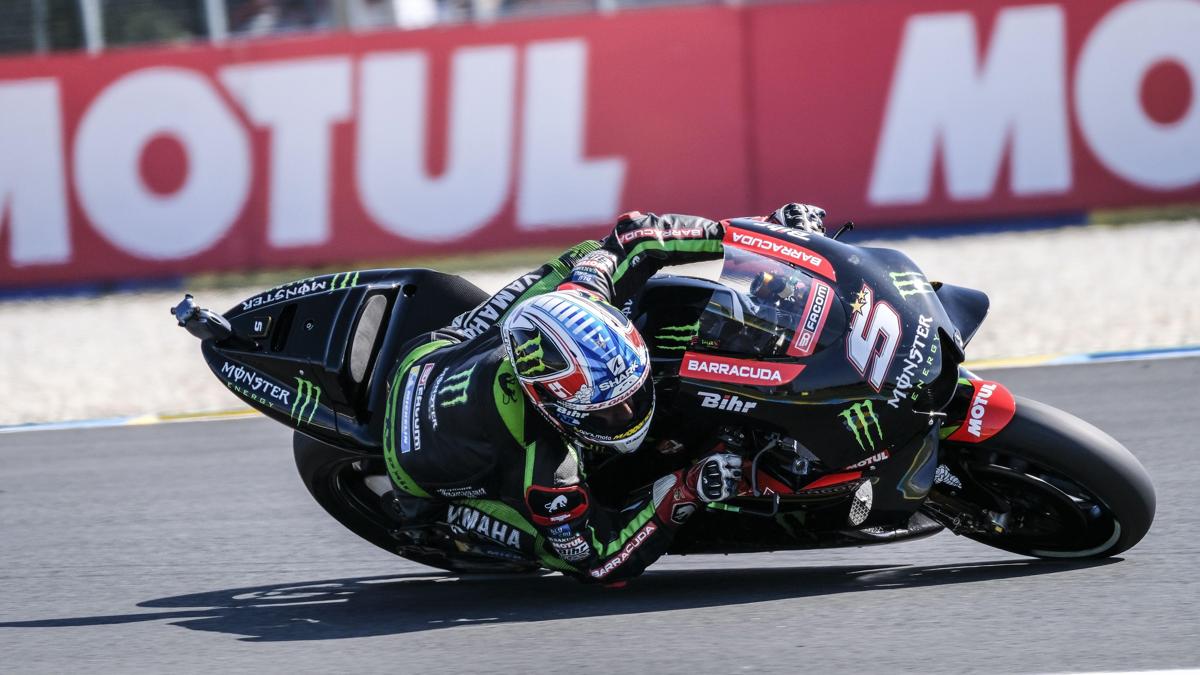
[
  {"xmin": 1, "ymin": 0, "xmax": 1198, "ymax": 289},
  {"xmin": 0, "ymin": 0, "xmax": 727, "ymax": 55}
]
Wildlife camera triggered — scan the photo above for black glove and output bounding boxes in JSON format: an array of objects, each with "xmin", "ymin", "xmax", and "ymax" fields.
[{"xmin": 768, "ymin": 203, "xmax": 826, "ymax": 235}]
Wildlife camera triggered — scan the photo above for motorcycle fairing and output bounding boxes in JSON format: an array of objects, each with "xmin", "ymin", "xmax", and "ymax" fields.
[
  {"xmin": 200, "ymin": 268, "xmax": 488, "ymax": 449},
  {"xmin": 650, "ymin": 218, "xmax": 966, "ymax": 470},
  {"xmin": 944, "ymin": 378, "xmax": 1018, "ymax": 444}
]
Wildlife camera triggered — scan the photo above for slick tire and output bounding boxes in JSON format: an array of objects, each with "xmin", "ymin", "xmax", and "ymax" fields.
[
  {"xmin": 293, "ymin": 432, "xmax": 530, "ymax": 574},
  {"xmin": 945, "ymin": 397, "xmax": 1155, "ymax": 559}
]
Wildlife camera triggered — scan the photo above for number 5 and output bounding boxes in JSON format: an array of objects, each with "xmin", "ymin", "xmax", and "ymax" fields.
[{"xmin": 845, "ymin": 284, "xmax": 902, "ymax": 391}]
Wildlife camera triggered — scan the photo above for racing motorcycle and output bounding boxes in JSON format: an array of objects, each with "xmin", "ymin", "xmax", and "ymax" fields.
[{"xmin": 172, "ymin": 219, "xmax": 1155, "ymax": 574}]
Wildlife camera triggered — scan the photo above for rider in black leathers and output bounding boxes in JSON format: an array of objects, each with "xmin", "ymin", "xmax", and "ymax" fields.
[{"xmin": 382, "ymin": 204, "xmax": 826, "ymax": 582}]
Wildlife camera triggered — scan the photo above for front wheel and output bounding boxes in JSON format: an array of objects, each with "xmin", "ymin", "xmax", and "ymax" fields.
[{"xmin": 930, "ymin": 397, "xmax": 1155, "ymax": 559}]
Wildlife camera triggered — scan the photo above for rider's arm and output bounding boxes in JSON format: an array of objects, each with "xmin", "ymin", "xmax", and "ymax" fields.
[
  {"xmin": 446, "ymin": 240, "xmax": 605, "ymax": 340},
  {"xmin": 558, "ymin": 211, "xmax": 726, "ymax": 305},
  {"xmin": 520, "ymin": 424, "xmax": 748, "ymax": 584},
  {"xmin": 522, "ymin": 428, "xmax": 704, "ymax": 583},
  {"xmin": 444, "ymin": 212, "xmax": 722, "ymax": 338},
  {"xmin": 447, "ymin": 204, "xmax": 822, "ymax": 337}
]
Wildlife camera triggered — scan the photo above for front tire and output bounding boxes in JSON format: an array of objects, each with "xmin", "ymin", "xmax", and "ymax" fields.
[{"xmin": 936, "ymin": 397, "xmax": 1155, "ymax": 559}]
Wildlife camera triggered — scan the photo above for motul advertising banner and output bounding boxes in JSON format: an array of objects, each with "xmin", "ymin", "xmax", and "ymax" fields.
[
  {"xmin": 748, "ymin": 0, "xmax": 1200, "ymax": 222},
  {"xmin": 0, "ymin": 0, "xmax": 1196, "ymax": 288}
]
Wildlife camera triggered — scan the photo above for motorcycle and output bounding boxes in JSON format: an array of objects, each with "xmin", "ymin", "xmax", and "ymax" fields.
[{"xmin": 172, "ymin": 218, "xmax": 1155, "ymax": 574}]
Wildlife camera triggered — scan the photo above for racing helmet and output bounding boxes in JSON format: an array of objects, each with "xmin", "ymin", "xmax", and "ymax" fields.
[{"xmin": 500, "ymin": 290, "xmax": 655, "ymax": 454}]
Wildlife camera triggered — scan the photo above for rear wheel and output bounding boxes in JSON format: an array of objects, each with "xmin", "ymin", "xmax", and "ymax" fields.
[
  {"xmin": 293, "ymin": 432, "xmax": 538, "ymax": 574},
  {"xmin": 931, "ymin": 397, "xmax": 1155, "ymax": 558}
]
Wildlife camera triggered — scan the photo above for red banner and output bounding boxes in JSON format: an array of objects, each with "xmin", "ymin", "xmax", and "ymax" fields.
[
  {"xmin": 747, "ymin": 0, "xmax": 1200, "ymax": 223},
  {"xmin": 0, "ymin": 0, "xmax": 1196, "ymax": 288}
]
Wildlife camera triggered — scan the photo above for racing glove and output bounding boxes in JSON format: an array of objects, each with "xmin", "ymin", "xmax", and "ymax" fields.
[
  {"xmin": 768, "ymin": 202, "xmax": 827, "ymax": 235},
  {"xmin": 687, "ymin": 453, "xmax": 744, "ymax": 503}
]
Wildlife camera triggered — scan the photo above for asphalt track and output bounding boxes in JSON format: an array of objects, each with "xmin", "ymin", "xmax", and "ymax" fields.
[{"xmin": 1, "ymin": 358, "xmax": 1198, "ymax": 674}]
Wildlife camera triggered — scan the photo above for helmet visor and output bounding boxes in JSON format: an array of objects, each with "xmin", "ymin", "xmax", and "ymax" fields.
[{"xmin": 561, "ymin": 379, "xmax": 655, "ymax": 442}]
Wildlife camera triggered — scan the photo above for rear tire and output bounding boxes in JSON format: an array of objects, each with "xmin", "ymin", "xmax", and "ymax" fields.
[
  {"xmin": 293, "ymin": 432, "xmax": 536, "ymax": 574},
  {"xmin": 938, "ymin": 397, "xmax": 1155, "ymax": 559}
]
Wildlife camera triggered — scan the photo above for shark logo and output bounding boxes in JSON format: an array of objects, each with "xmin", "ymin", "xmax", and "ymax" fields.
[
  {"xmin": 889, "ymin": 271, "xmax": 935, "ymax": 299},
  {"xmin": 291, "ymin": 377, "xmax": 322, "ymax": 424},
  {"xmin": 839, "ymin": 400, "xmax": 884, "ymax": 452},
  {"xmin": 546, "ymin": 495, "xmax": 569, "ymax": 513}
]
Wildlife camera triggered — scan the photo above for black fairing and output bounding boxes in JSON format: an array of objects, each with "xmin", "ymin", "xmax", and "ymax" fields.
[
  {"xmin": 190, "ymin": 224, "xmax": 992, "ymax": 553},
  {"xmin": 200, "ymin": 269, "xmax": 487, "ymax": 450},
  {"xmin": 934, "ymin": 283, "xmax": 990, "ymax": 350},
  {"xmin": 629, "ymin": 219, "xmax": 984, "ymax": 524}
]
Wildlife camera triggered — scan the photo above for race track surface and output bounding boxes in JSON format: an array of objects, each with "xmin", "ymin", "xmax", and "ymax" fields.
[{"xmin": 2, "ymin": 358, "xmax": 1198, "ymax": 673}]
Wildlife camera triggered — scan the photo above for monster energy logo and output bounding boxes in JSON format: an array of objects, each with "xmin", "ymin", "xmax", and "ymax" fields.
[
  {"xmin": 437, "ymin": 364, "xmax": 475, "ymax": 408},
  {"xmin": 331, "ymin": 271, "xmax": 360, "ymax": 289},
  {"xmin": 655, "ymin": 322, "xmax": 699, "ymax": 351},
  {"xmin": 291, "ymin": 377, "xmax": 322, "ymax": 424},
  {"xmin": 890, "ymin": 271, "xmax": 934, "ymax": 298},
  {"xmin": 839, "ymin": 400, "xmax": 884, "ymax": 452},
  {"xmin": 513, "ymin": 335, "xmax": 549, "ymax": 376}
]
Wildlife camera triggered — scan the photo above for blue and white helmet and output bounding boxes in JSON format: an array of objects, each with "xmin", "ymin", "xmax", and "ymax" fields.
[{"xmin": 501, "ymin": 290, "xmax": 655, "ymax": 454}]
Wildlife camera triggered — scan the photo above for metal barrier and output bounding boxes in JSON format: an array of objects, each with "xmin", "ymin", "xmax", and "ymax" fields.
[{"xmin": 0, "ymin": 0, "xmax": 732, "ymax": 55}]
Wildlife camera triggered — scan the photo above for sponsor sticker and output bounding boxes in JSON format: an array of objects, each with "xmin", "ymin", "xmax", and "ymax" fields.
[
  {"xmin": 839, "ymin": 400, "xmax": 884, "ymax": 452},
  {"xmin": 890, "ymin": 271, "xmax": 935, "ymax": 299},
  {"xmin": 240, "ymin": 278, "xmax": 330, "ymax": 311},
  {"xmin": 399, "ymin": 366, "xmax": 420, "ymax": 454},
  {"xmin": 787, "ymin": 279, "xmax": 833, "ymax": 357},
  {"xmin": 526, "ymin": 485, "xmax": 589, "ymax": 526},
  {"xmin": 681, "ymin": 352, "xmax": 804, "ymax": 386},
  {"xmin": 724, "ymin": 226, "xmax": 837, "ymax": 280},
  {"xmin": 291, "ymin": 377, "xmax": 322, "ymax": 425},
  {"xmin": 436, "ymin": 486, "xmax": 488, "ymax": 499},
  {"xmin": 947, "ymin": 381, "xmax": 1017, "ymax": 443},
  {"xmin": 589, "ymin": 522, "xmax": 658, "ymax": 579},
  {"xmin": 887, "ymin": 314, "xmax": 937, "ymax": 409},
  {"xmin": 219, "ymin": 361, "xmax": 291, "ymax": 406},
  {"xmin": 411, "ymin": 364, "xmax": 434, "ymax": 451},
  {"xmin": 670, "ymin": 502, "xmax": 697, "ymax": 524},
  {"xmin": 447, "ymin": 505, "xmax": 524, "ymax": 549},
  {"xmin": 436, "ymin": 363, "xmax": 474, "ymax": 408},
  {"xmin": 698, "ymin": 391, "xmax": 758, "ymax": 413},
  {"xmin": 617, "ymin": 226, "xmax": 705, "ymax": 246},
  {"xmin": 845, "ymin": 449, "xmax": 891, "ymax": 470},
  {"xmin": 548, "ymin": 534, "xmax": 592, "ymax": 562},
  {"xmin": 450, "ymin": 272, "xmax": 543, "ymax": 339}
]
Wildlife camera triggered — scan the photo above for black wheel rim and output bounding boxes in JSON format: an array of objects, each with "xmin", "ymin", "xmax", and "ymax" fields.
[
  {"xmin": 328, "ymin": 458, "xmax": 397, "ymax": 535},
  {"xmin": 957, "ymin": 451, "xmax": 1121, "ymax": 557}
]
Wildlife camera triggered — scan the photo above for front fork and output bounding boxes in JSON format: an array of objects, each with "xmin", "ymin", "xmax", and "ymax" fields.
[{"xmin": 923, "ymin": 369, "xmax": 1021, "ymax": 535}]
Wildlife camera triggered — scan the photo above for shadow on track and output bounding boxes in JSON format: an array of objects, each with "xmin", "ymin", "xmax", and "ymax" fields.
[{"xmin": 0, "ymin": 558, "xmax": 1116, "ymax": 642}]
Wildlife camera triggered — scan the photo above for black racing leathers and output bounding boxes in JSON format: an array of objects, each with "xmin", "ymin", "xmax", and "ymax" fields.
[{"xmin": 382, "ymin": 212, "xmax": 725, "ymax": 582}]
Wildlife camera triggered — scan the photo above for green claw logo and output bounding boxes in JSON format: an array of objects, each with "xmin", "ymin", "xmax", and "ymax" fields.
[
  {"xmin": 839, "ymin": 400, "xmax": 884, "ymax": 452},
  {"xmin": 654, "ymin": 322, "xmax": 700, "ymax": 351},
  {"xmin": 291, "ymin": 377, "xmax": 322, "ymax": 424},
  {"xmin": 331, "ymin": 271, "xmax": 360, "ymax": 289},
  {"xmin": 890, "ymin": 271, "xmax": 934, "ymax": 298},
  {"xmin": 437, "ymin": 364, "xmax": 475, "ymax": 408},
  {"xmin": 513, "ymin": 335, "xmax": 549, "ymax": 376}
]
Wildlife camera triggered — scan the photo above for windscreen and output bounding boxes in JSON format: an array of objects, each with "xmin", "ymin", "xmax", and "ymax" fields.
[{"xmin": 697, "ymin": 246, "xmax": 842, "ymax": 359}]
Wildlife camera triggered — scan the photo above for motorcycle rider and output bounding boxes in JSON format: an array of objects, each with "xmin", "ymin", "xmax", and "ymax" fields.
[{"xmin": 383, "ymin": 203, "xmax": 827, "ymax": 583}]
